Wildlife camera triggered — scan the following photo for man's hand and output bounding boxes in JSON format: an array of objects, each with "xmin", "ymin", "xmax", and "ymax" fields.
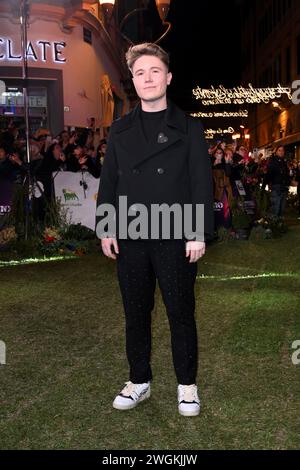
[
  {"xmin": 185, "ymin": 241, "xmax": 206, "ymax": 263},
  {"xmin": 101, "ymin": 237, "xmax": 119, "ymax": 260},
  {"xmin": 9, "ymin": 154, "xmax": 22, "ymax": 166}
]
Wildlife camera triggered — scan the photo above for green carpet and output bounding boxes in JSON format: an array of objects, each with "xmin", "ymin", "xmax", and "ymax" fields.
[{"xmin": 0, "ymin": 223, "xmax": 300, "ymax": 450}]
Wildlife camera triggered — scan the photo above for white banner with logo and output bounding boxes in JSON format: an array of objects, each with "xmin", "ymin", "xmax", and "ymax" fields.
[{"xmin": 53, "ymin": 172, "xmax": 99, "ymax": 230}]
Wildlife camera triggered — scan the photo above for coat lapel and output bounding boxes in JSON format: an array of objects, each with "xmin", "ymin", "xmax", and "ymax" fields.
[{"xmin": 115, "ymin": 98, "xmax": 188, "ymax": 169}]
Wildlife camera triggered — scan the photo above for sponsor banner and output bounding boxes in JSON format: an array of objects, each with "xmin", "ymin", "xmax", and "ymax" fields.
[
  {"xmin": 213, "ymin": 190, "xmax": 231, "ymax": 229},
  {"xmin": 0, "ymin": 180, "xmax": 13, "ymax": 217},
  {"xmin": 53, "ymin": 172, "xmax": 99, "ymax": 230}
]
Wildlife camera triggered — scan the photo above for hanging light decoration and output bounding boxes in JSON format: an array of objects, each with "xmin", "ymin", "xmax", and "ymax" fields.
[
  {"xmin": 99, "ymin": 0, "xmax": 172, "ymax": 45},
  {"xmin": 99, "ymin": 0, "xmax": 115, "ymax": 21},
  {"xmin": 155, "ymin": 0, "xmax": 171, "ymax": 22}
]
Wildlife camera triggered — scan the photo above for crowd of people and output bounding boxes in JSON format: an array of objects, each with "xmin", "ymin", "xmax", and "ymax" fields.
[
  {"xmin": 209, "ymin": 141, "xmax": 300, "ymax": 225},
  {"xmin": 1, "ymin": 121, "xmax": 300, "ymax": 231},
  {"xmin": 0, "ymin": 122, "xmax": 107, "ymax": 201}
]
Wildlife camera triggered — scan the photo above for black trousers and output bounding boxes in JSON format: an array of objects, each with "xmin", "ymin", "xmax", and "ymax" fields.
[{"xmin": 116, "ymin": 239, "xmax": 198, "ymax": 385}]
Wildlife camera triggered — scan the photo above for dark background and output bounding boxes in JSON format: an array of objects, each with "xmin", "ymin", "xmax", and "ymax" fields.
[
  {"xmin": 120, "ymin": 0, "xmax": 242, "ymax": 112},
  {"xmin": 165, "ymin": 0, "xmax": 242, "ymax": 111}
]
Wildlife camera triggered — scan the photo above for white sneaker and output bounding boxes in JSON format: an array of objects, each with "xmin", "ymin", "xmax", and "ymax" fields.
[
  {"xmin": 178, "ymin": 384, "xmax": 200, "ymax": 417},
  {"xmin": 113, "ymin": 381, "xmax": 151, "ymax": 410}
]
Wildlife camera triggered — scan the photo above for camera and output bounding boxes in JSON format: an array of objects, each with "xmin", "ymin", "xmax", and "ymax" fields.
[{"xmin": 80, "ymin": 180, "xmax": 88, "ymax": 190}]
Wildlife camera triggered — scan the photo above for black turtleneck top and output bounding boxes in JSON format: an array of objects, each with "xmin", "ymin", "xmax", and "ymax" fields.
[{"xmin": 140, "ymin": 107, "xmax": 167, "ymax": 143}]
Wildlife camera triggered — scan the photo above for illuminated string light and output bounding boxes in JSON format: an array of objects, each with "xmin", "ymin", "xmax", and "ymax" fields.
[
  {"xmin": 0, "ymin": 255, "xmax": 76, "ymax": 268},
  {"xmin": 205, "ymin": 127, "xmax": 235, "ymax": 139},
  {"xmin": 190, "ymin": 110, "xmax": 249, "ymax": 118},
  {"xmin": 192, "ymin": 84, "xmax": 292, "ymax": 106},
  {"xmin": 196, "ymin": 272, "xmax": 299, "ymax": 281}
]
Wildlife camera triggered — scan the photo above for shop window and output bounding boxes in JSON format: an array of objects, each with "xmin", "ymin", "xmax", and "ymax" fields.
[{"xmin": 0, "ymin": 84, "xmax": 48, "ymax": 133}]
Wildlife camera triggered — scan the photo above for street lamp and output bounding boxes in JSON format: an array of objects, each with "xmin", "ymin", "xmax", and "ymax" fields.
[
  {"xmin": 154, "ymin": 0, "xmax": 171, "ymax": 43},
  {"xmin": 20, "ymin": 0, "xmax": 31, "ymax": 241},
  {"xmin": 99, "ymin": 0, "xmax": 172, "ymax": 44},
  {"xmin": 99, "ymin": 0, "xmax": 115, "ymax": 21},
  {"xmin": 155, "ymin": 0, "xmax": 171, "ymax": 21},
  {"xmin": 20, "ymin": 0, "xmax": 30, "ymax": 167}
]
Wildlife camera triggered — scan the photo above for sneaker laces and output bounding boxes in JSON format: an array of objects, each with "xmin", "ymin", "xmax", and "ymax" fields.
[
  {"xmin": 122, "ymin": 381, "xmax": 147, "ymax": 399},
  {"xmin": 179, "ymin": 384, "xmax": 199, "ymax": 403}
]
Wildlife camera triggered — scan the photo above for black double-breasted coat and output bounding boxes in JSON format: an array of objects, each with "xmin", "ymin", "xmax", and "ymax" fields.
[{"xmin": 95, "ymin": 97, "xmax": 214, "ymax": 241}]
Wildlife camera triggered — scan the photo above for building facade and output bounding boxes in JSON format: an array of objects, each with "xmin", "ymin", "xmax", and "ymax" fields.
[
  {"xmin": 240, "ymin": 0, "xmax": 300, "ymax": 158},
  {"xmin": 0, "ymin": 0, "xmax": 130, "ymax": 136}
]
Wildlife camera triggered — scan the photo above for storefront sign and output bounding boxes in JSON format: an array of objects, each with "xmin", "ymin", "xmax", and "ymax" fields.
[{"xmin": 0, "ymin": 38, "xmax": 66, "ymax": 63}]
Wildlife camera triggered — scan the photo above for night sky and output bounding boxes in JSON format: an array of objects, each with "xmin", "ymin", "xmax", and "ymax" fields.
[{"xmin": 141, "ymin": 0, "xmax": 242, "ymax": 112}]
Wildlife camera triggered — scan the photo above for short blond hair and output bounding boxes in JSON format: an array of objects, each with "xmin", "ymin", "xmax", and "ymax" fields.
[{"xmin": 125, "ymin": 42, "xmax": 170, "ymax": 73}]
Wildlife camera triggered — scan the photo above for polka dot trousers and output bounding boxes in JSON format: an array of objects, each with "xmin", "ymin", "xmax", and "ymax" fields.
[{"xmin": 116, "ymin": 239, "xmax": 198, "ymax": 385}]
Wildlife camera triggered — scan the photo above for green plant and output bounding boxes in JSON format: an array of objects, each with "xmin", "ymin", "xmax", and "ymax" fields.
[
  {"xmin": 286, "ymin": 192, "xmax": 299, "ymax": 210},
  {"xmin": 248, "ymin": 225, "xmax": 272, "ymax": 241},
  {"xmin": 61, "ymin": 223, "xmax": 95, "ymax": 241},
  {"xmin": 216, "ymin": 226, "xmax": 235, "ymax": 242},
  {"xmin": 43, "ymin": 197, "xmax": 71, "ymax": 231},
  {"xmin": 2, "ymin": 237, "xmax": 42, "ymax": 259},
  {"xmin": 266, "ymin": 215, "xmax": 288, "ymax": 237},
  {"xmin": 252, "ymin": 186, "xmax": 270, "ymax": 219},
  {"xmin": 5, "ymin": 183, "xmax": 30, "ymax": 239},
  {"xmin": 2, "ymin": 185, "xmax": 69, "ymax": 241},
  {"xmin": 231, "ymin": 197, "xmax": 252, "ymax": 230}
]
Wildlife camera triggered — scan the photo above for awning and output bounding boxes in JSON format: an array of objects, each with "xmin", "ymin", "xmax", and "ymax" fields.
[{"xmin": 271, "ymin": 131, "xmax": 300, "ymax": 147}]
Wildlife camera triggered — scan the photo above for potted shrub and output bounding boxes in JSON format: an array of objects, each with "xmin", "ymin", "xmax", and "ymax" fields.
[{"xmin": 231, "ymin": 197, "xmax": 252, "ymax": 240}]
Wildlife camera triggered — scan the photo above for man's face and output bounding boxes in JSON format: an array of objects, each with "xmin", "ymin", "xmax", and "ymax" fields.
[
  {"xmin": 53, "ymin": 144, "xmax": 62, "ymax": 160},
  {"xmin": 74, "ymin": 146, "xmax": 83, "ymax": 157},
  {"xmin": 276, "ymin": 147, "xmax": 285, "ymax": 158},
  {"xmin": 131, "ymin": 55, "xmax": 172, "ymax": 103},
  {"xmin": 238, "ymin": 146, "xmax": 247, "ymax": 157},
  {"xmin": 0, "ymin": 148, "xmax": 6, "ymax": 160}
]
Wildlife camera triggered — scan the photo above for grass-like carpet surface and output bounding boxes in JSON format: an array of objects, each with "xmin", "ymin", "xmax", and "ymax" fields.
[{"xmin": 1, "ymin": 221, "xmax": 300, "ymax": 450}]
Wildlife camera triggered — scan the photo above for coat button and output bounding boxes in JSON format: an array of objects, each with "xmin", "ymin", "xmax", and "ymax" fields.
[
  {"xmin": 157, "ymin": 168, "xmax": 164, "ymax": 174},
  {"xmin": 132, "ymin": 168, "xmax": 140, "ymax": 174}
]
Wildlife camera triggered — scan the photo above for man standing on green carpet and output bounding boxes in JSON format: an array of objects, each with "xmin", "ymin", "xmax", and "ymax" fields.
[{"xmin": 96, "ymin": 43, "xmax": 213, "ymax": 417}]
